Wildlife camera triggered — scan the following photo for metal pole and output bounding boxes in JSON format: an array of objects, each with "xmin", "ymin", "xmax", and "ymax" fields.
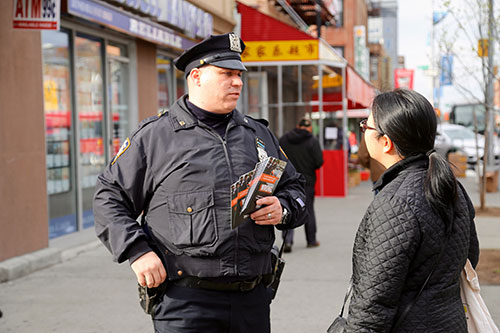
[
  {"xmin": 486, "ymin": 0, "xmax": 495, "ymax": 168},
  {"xmin": 278, "ymin": 64, "xmax": 284, "ymax": 137},
  {"xmin": 318, "ymin": 62, "xmax": 324, "ymax": 196},
  {"xmin": 431, "ymin": 0, "xmax": 436, "ymax": 106},
  {"xmin": 318, "ymin": 64, "xmax": 324, "ymax": 150},
  {"xmin": 342, "ymin": 66, "xmax": 348, "ymax": 196},
  {"xmin": 298, "ymin": 64, "xmax": 303, "ymax": 104}
]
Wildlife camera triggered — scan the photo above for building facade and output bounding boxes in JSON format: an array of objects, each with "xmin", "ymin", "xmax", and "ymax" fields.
[
  {"xmin": 322, "ymin": 0, "xmax": 369, "ymax": 68},
  {"xmin": 0, "ymin": 0, "xmax": 236, "ymax": 262}
]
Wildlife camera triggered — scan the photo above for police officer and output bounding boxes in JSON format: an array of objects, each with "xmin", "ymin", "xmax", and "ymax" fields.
[{"xmin": 93, "ymin": 33, "xmax": 307, "ymax": 332}]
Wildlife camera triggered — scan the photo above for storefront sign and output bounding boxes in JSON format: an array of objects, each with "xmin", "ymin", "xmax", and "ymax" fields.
[
  {"xmin": 102, "ymin": 0, "xmax": 212, "ymax": 39},
  {"xmin": 68, "ymin": 0, "xmax": 196, "ymax": 51},
  {"xmin": 312, "ymin": 74, "xmax": 343, "ymax": 89},
  {"xmin": 241, "ymin": 40, "xmax": 319, "ymax": 62},
  {"xmin": 13, "ymin": 0, "xmax": 60, "ymax": 30},
  {"xmin": 111, "ymin": 0, "xmax": 161, "ymax": 18},
  {"xmin": 157, "ymin": 0, "xmax": 213, "ymax": 39}
]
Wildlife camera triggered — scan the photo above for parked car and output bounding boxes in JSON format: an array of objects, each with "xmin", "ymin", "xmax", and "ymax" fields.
[{"xmin": 434, "ymin": 123, "xmax": 500, "ymax": 168}]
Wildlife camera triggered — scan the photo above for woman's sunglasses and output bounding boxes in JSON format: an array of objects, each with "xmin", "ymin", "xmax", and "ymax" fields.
[{"xmin": 359, "ymin": 119, "xmax": 377, "ymax": 133}]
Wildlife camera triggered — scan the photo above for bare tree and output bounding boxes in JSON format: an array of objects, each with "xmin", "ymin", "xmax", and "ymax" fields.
[{"xmin": 436, "ymin": 0, "xmax": 499, "ymax": 210}]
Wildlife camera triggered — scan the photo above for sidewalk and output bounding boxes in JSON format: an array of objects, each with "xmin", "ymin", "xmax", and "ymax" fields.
[{"xmin": 0, "ymin": 172, "xmax": 498, "ymax": 332}]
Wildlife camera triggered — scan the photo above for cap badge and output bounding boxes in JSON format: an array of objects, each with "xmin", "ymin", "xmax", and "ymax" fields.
[{"xmin": 229, "ymin": 33, "xmax": 242, "ymax": 53}]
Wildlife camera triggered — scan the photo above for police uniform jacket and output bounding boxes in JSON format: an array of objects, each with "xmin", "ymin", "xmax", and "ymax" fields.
[
  {"xmin": 93, "ymin": 96, "xmax": 307, "ymax": 279},
  {"xmin": 345, "ymin": 155, "xmax": 479, "ymax": 332}
]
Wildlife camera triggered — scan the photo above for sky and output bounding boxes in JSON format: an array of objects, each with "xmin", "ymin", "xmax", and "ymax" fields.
[
  {"xmin": 397, "ymin": 0, "xmax": 481, "ymax": 113},
  {"xmin": 398, "ymin": 0, "xmax": 433, "ymax": 99}
]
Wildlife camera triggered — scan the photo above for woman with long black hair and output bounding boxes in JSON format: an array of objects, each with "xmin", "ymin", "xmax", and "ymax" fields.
[{"xmin": 345, "ymin": 88, "xmax": 479, "ymax": 332}]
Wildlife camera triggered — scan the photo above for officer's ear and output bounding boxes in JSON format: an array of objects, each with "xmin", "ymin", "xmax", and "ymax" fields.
[{"xmin": 190, "ymin": 68, "xmax": 202, "ymax": 86}]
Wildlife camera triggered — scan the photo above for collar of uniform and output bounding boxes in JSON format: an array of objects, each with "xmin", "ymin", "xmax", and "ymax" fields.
[
  {"xmin": 169, "ymin": 96, "xmax": 200, "ymax": 131},
  {"xmin": 171, "ymin": 95, "xmax": 256, "ymax": 132},
  {"xmin": 230, "ymin": 109, "xmax": 256, "ymax": 131}
]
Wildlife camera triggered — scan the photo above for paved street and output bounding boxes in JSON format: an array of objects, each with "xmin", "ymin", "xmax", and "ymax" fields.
[{"xmin": 0, "ymin": 174, "xmax": 499, "ymax": 332}]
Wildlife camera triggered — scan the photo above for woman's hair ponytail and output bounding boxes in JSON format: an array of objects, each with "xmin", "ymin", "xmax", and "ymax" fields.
[
  {"xmin": 424, "ymin": 151, "xmax": 457, "ymax": 230},
  {"xmin": 371, "ymin": 88, "xmax": 458, "ymax": 229}
]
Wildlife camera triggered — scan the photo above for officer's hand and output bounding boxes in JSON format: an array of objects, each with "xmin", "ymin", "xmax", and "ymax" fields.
[
  {"xmin": 250, "ymin": 196, "xmax": 282, "ymax": 226},
  {"xmin": 131, "ymin": 251, "xmax": 167, "ymax": 288}
]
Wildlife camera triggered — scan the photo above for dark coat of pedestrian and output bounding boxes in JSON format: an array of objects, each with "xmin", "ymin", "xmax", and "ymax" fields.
[
  {"xmin": 279, "ymin": 118, "xmax": 323, "ymax": 252},
  {"xmin": 346, "ymin": 89, "xmax": 480, "ymax": 332},
  {"xmin": 93, "ymin": 33, "xmax": 307, "ymax": 333}
]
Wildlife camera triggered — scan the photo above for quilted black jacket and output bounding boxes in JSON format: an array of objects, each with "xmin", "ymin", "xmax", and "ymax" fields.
[{"xmin": 346, "ymin": 155, "xmax": 480, "ymax": 332}]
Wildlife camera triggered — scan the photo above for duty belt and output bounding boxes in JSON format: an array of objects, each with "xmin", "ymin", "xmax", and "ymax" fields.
[{"xmin": 172, "ymin": 275, "xmax": 273, "ymax": 292}]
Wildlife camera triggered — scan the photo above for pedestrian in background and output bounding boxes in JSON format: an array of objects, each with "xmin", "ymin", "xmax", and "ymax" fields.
[
  {"xmin": 345, "ymin": 89, "xmax": 479, "ymax": 332},
  {"xmin": 93, "ymin": 33, "xmax": 306, "ymax": 332},
  {"xmin": 279, "ymin": 118, "xmax": 323, "ymax": 252}
]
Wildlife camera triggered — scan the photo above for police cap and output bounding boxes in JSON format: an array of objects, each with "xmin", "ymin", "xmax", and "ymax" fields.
[{"xmin": 174, "ymin": 33, "xmax": 247, "ymax": 76}]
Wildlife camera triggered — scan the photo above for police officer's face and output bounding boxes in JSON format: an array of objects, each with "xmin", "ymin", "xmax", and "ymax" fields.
[{"xmin": 198, "ymin": 65, "xmax": 243, "ymax": 114}]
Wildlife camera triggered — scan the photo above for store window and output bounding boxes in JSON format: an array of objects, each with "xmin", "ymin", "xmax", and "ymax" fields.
[
  {"xmin": 246, "ymin": 71, "xmax": 269, "ymax": 120},
  {"xmin": 335, "ymin": 0, "xmax": 344, "ymax": 27},
  {"xmin": 75, "ymin": 34, "xmax": 106, "ymax": 229},
  {"xmin": 42, "ymin": 28, "xmax": 133, "ymax": 238},
  {"xmin": 176, "ymin": 68, "xmax": 187, "ymax": 99},
  {"xmin": 157, "ymin": 55, "xmax": 174, "ymax": 109},
  {"xmin": 107, "ymin": 41, "xmax": 131, "ymax": 157},
  {"xmin": 42, "ymin": 30, "xmax": 78, "ymax": 238},
  {"xmin": 332, "ymin": 46, "xmax": 344, "ymax": 58}
]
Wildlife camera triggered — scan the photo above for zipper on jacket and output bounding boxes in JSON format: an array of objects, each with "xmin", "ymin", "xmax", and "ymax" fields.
[
  {"xmin": 200, "ymin": 124, "xmax": 239, "ymax": 275},
  {"xmin": 221, "ymin": 137, "xmax": 239, "ymax": 276}
]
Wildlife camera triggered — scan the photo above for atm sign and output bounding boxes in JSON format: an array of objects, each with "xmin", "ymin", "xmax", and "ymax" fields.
[{"xmin": 13, "ymin": 0, "xmax": 60, "ymax": 30}]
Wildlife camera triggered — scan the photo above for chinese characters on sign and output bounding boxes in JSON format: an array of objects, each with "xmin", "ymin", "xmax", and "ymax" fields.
[
  {"xmin": 241, "ymin": 40, "xmax": 319, "ymax": 62},
  {"xmin": 13, "ymin": 0, "xmax": 61, "ymax": 30}
]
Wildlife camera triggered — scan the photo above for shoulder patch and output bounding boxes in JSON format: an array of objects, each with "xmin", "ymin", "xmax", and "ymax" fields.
[
  {"xmin": 246, "ymin": 115, "xmax": 269, "ymax": 127},
  {"xmin": 111, "ymin": 137, "xmax": 131, "ymax": 165}
]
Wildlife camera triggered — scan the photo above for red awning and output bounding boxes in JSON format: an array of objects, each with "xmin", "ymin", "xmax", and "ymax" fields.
[
  {"xmin": 238, "ymin": 2, "xmax": 314, "ymax": 41},
  {"xmin": 347, "ymin": 66, "xmax": 374, "ymax": 108},
  {"xmin": 238, "ymin": 2, "xmax": 375, "ymax": 112}
]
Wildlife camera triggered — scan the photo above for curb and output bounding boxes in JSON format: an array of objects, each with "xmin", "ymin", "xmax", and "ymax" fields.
[{"xmin": 0, "ymin": 240, "xmax": 101, "ymax": 283}]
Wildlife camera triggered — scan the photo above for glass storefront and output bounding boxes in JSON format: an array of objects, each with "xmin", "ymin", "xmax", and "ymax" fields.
[
  {"xmin": 75, "ymin": 34, "xmax": 106, "ymax": 228},
  {"xmin": 42, "ymin": 29, "xmax": 78, "ymax": 238},
  {"xmin": 157, "ymin": 55, "xmax": 174, "ymax": 109},
  {"xmin": 107, "ymin": 42, "xmax": 131, "ymax": 156},
  {"xmin": 175, "ymin": 67, "xmax": 187, "ymax": 100},
  {"xmin": 244, "ymin": 64, "xmax": 318, "ymax": 136},
  {"xmin": 42, "ymin": 28, "xmax": 132, "ymax": 238},
  {"xmin": 157, "ymin": 54, "xmax": 186, "ymax": 110}
]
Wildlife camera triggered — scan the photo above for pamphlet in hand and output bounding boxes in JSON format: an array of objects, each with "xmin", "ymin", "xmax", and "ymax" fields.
[
  {"xmin": 232, "ymin": 170, "xmax": 254, "ymax": 229},
  {"xmin": 230, "ymin": 156, "xmax": 287, "ymax": 229}
]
